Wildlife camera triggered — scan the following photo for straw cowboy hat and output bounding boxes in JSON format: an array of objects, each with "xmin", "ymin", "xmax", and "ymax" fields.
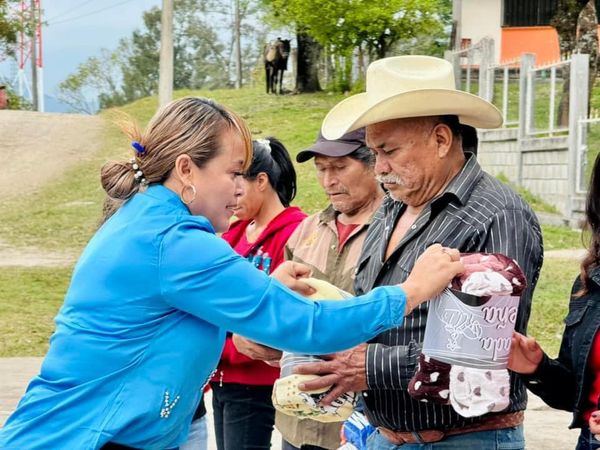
[{"xmin": 321, "ymin": 55, "xmax": 503, "ymax": 140}]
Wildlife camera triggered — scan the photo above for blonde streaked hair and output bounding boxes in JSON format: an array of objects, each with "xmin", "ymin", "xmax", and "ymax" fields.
[{"xmin": 100, "ymin": 97, "xmax": 252, "ymax": 221}]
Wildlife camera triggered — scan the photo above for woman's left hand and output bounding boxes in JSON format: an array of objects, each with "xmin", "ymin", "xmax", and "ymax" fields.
[{"xmin": 271, "ymin": 261, "xmax": 316, "ymax": 297}]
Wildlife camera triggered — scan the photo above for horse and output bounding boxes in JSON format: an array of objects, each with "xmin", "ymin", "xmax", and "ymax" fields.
[{"xmin": 264, "ymin": 38, "xmax": 291, "ymax": 95}]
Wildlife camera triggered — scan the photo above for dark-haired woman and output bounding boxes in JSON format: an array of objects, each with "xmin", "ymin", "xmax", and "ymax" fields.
[
  {"xmin": 207, "ymin": 138, "xmax": 306, "ymax": 450},
  {"xmin": 509, "ymin": 152, "xmax": 600, "ymax": 450}
]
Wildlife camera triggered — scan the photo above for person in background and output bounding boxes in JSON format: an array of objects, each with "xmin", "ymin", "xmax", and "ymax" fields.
[
  {"xmin": 509, "ymin": 152, "xmax": 600, "ymax": 450},
  {"xmin": 209, "ymin": 138, "xmax": 306, "ymax": 450},
  {"xmin": 280, "ymin": 128, "xmax": 382, "ymax": 450}
]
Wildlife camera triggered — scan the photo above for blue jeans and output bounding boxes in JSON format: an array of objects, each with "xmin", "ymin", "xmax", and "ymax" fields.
[
  {"xmin": 179, "ymin": 414, "xmax": 208, "ymax": 450},
  {"xmin": 367, "ymin": 425, "xmax": 525, "ymax": 450},
  {"xmin": 211, "ymin": 382, "xmax": 275, "ymax": 450}
]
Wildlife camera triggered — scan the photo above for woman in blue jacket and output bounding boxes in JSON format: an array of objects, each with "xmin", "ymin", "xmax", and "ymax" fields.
[
  {"xmin": 0, "ymin": 97, "xmax": 462, "ymax": 450},
  {"xmin": 509, "ymin": 152, "xmax": 600, "ymax": 450}
]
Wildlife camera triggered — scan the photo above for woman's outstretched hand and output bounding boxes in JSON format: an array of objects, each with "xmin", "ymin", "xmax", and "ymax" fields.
[
  {"xmin": 508, "ymin": 331, "xmax": 544, "ymax": 374},
  {"xmin": 271, "ymin": 261, "xmax": 316, "ymax": 297},
  {"xmin": 399, "ymin": 243, "xmax": 464, "ymax": 314}
]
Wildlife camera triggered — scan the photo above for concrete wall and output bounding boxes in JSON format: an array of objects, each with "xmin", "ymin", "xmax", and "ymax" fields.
[
  {"xmin": 478, "ymin": 130, "xmax": 571, "ymax": 218},
  {"xmin": 455, "ymin": 0, "xmax": 502, "ymax": 62}
]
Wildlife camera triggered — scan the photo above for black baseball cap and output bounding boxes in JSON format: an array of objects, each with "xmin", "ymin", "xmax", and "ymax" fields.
[{"xmin": 296, "ymin": 128, "xmax": 366, "ymax": 163}]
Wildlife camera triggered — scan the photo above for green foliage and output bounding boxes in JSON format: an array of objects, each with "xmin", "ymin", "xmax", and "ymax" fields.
[
  {"xmin": 264, "ymin": 0, "xmax": 448, "ymax": 59},
  {"xmin": 0, "ymin": 0, "xmax": 20, "ymax": 57},
  {"xmin": 57, "ymin": 0, "xmax": 266, "ymax": 112}
]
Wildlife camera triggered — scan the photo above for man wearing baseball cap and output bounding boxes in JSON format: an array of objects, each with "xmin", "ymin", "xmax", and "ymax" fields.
[
  {"xmin": 291, "ymin": 55, "xmax": 543, "ymax": 449},
  {"xmin": 235, "ymin": 128, "xmax": 383, "ymax": 449}
]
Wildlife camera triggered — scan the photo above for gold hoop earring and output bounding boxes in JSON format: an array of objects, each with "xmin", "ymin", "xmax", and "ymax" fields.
[{"xmin": 180, "ymin": 184, "xmax": 197, "ymax": 205}]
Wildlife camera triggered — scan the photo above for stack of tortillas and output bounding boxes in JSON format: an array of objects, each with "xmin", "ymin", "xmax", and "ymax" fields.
[{"xmin": 272, "ymin": 277, "xmax": 356, "ymax": 422}]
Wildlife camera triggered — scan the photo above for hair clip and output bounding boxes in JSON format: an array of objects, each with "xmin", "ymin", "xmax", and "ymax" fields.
[
  {"xmin": 131, "ymin": 141, "xmax": 146, "ymax": 155},
  {"xmin": 129, "ymin": 158, "xmax": 148, "ymax": 186}
]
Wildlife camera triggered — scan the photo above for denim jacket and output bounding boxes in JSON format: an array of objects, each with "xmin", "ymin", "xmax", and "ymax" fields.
[{"xmin": 524, "ymin": 266, "xmax": 600, "ymax": 428}]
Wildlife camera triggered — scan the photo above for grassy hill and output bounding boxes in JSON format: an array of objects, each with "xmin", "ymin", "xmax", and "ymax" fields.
[{"xmin": 0, "ymin": 87, "xmax": 345, "ymax": 252}]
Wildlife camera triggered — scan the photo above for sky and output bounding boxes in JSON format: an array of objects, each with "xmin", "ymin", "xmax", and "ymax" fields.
[{"xmin": 1, "ymin": 0, "xmax": 162, "ymax": 111}]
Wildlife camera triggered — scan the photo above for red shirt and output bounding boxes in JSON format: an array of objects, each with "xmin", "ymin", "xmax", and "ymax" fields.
[
  {"xmin": 336, "ymin": 221, "xmax": 360, "ymax": 251},
  {"xmin": 211, "ymin": 206, "xmax": 307, "ymax": 386},
  {"xmin": 584, "ymin": 330, "xmax": 600, "ymax": 421}
]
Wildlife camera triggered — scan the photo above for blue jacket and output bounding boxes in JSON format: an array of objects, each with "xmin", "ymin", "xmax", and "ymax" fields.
[
  {"xmin": 524, "ymin": 266, "xmax": 600, "ymax": 428},
  {"xmin": 0, "ymin": 185, "xmax": 407, "ymax": 450}
]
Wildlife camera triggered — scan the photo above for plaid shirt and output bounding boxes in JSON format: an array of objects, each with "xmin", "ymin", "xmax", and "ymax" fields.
[{"xmin": 355, "ymin": 155, "xmax": 544, "ymax": 432}]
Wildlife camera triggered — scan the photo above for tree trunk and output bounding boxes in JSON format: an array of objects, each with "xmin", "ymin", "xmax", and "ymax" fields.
[
  {"xmin": 551, "ymin": 0, "xmax": 592, "ymax": 126},
  {"xmin": 295, "ymin": 31, "xmax": 321, "ymax": 93}
]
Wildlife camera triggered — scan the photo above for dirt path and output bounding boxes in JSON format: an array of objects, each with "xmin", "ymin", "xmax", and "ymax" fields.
[
  {"xmin": 0, "ymin": 110, "xmax": 103, "ymax": 198},
  {"xmin": 0, "ymin": 110, "xmax": 103, "ymax": 267}
]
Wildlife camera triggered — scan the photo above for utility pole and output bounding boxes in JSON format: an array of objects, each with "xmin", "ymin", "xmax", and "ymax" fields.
[
  {"xmin": 158, "ymin": 0, "xmax": 174, "ymax": 107},
  {"xmin": 234, "ymin": 0, "xmax": 242, "ymax": 89},
  {"xmin": 15, "ymin": 0, "xmax": 43, "ymax": 111},
  {"xmin": 30, "ymin": 0, "xmax": 38, "ymax": 111}
]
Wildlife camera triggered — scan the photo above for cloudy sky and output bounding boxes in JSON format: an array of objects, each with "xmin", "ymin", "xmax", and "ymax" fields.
[{"xmin": 1, "ymin": 0, "xmax": 161, "ymax": 109}]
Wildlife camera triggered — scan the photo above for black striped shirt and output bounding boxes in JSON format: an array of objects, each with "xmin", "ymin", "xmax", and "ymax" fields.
[{"xmin": 354, "ymin": 154, "xmax": 544, "ymax": 432}]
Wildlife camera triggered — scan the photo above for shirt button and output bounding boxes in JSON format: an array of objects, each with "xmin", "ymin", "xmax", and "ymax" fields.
[
  {"xmin": 410, "ymin": 225, "xmax": 417, "ymax": 230},
  {"xmin": 331, "ymin": 245, "xmax": 336, "ymax": 250}
]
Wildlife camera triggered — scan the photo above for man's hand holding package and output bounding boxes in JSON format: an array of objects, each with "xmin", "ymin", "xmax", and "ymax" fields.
[{"xmin": 294, "ymin": 344, "xmax": 368, "ymax": 406}]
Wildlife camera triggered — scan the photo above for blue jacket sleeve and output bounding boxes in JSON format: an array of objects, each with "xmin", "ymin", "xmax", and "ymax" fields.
[{"xmin": 158, "ymin": 222, "xmax": 407, "ymax": 355}]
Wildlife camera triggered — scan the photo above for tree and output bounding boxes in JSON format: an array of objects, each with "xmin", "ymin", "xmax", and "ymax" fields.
[
  {"xmin": 57, "ymin": 0, "xmax": 267, "ymax": 112},
  {"xmin": 57, "ymin": 43, "xmax": 127, "ymax": 113},
  {"xmin": 0, "ymin": 0, "xmax": 20, "ymax": 57},
  {"xmin": 551, "ymin": 0, "xmax": 598, "ymax": 125},
  {"xmin": 261, "ymin": 0, "xmax": 447, "ymax": 92}
]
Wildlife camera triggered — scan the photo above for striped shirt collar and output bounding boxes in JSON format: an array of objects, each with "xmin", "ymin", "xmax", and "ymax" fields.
[{"xmin": 381, "ymin": 151, "xmax": 483, "ymax": 213}]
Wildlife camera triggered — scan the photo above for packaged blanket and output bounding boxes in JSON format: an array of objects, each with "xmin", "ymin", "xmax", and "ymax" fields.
[{"xmin": 408, "ymin": 252, "xmax": 526, "ymax": 418}]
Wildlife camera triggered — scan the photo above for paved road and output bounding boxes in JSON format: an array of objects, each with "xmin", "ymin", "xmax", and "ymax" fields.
[{"xmin": 0, "ymin": 358, "xmax": 578, "ymax": 449}]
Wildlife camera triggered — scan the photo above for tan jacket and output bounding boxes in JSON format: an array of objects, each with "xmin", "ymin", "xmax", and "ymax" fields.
[{"xmin": 276, "ymin": 205, "xmax": 373, "ymax": 449}]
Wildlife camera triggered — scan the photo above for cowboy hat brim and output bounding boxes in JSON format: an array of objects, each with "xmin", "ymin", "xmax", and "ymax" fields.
[{"xmin": 321, "ymin": 89, "xmax": 503, "ymax": 141}]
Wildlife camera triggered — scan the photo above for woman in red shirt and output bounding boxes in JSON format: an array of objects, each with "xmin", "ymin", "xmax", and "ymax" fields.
[{"xmin": 212, "ymin": 137, "xmax": 306, "ymax": 450}]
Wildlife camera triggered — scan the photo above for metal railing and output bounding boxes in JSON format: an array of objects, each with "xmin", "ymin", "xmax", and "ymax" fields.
[
  {"xmin": 525, "ymin": 58, "xmax": 571, "ymax": 136},
  {"xmin": 488, "ymin": 58, "xmax": 520, "ymax": 127}
]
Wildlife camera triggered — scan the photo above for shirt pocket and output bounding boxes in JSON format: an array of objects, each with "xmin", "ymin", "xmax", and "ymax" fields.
[{"xmin": 564, "ymin": 301, "xmax": 588, "ymax": 327}]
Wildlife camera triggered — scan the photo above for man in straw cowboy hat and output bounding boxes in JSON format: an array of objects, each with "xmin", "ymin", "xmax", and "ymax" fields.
[{"xmin": 291, "ymin": 55, "xmax": 543, "ymax": 449}]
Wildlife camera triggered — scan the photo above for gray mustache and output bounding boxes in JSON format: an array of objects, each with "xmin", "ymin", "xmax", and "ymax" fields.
[{"xmin": 376, "ymin": 174, "xmax": 403, "ymax": 185}]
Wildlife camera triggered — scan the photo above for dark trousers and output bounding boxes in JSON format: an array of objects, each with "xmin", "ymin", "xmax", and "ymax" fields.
[
  {"xmin": 210, "ymin": 382, "xmax": 275, "ymax": 450},
  {"xmin": 281, "ymin": 441, "xmax": 327, "ymax": 450}
]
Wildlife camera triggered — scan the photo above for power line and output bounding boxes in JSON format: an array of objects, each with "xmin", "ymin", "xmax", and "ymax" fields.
[
  {"xmin": 46, "ymin": 0, "xmax": 140, "ymax": 26},
  {"xmin": 44, "ymin": 0, "xmax": 96, "ymax": 23}
]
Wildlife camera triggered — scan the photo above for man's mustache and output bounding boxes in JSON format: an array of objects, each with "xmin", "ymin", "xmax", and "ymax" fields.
[{"xmin": 376, "ymin": 174, "xmax": 403, "ymax": 185}]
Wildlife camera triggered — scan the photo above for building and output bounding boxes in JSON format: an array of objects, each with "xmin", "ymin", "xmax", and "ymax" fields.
[{"xmin": 453, "ymin": 0, "xmax": 600, "ymax": 64}]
